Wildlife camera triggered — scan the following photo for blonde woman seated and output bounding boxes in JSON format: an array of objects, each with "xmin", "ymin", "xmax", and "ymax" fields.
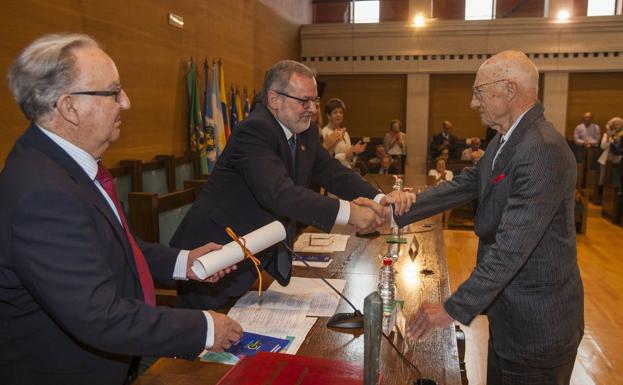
[
  {"xmin": 428, "ymin": 158, "xmax": 454, "ymax": 228},
  {"xmin": 321, "ymin": 98, "xmax": 366, "ymax": 169}
]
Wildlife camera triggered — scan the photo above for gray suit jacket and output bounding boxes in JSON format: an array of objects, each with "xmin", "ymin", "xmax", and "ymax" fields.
[{"xmin": 397, "ymin": 103, "xmax": 583, "ymax": 367}]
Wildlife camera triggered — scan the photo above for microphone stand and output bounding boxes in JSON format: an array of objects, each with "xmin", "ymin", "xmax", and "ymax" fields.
[{"xmin": 280, "ymin": 241, "xmax": 363, "ymax": 329}]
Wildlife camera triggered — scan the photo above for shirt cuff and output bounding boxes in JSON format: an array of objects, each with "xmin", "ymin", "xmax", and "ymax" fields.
[
  {"xmin": 373, "ymin": 193, "xmax": 384, "ymax": 204},
  {"xmin": 203, "ymin": 311, "xmax": 215, "ymax": 348},
  {"xmin": 335, "ymin": 199, "xmax": 350, "ymax": 225},
  {"xmin": 173, "ymin": 250, "xmax": 190, "ymax": 280}
]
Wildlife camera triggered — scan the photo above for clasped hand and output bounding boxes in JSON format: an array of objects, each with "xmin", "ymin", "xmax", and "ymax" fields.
[
  {"xmin": 187, "ymin": 242, "xmax": 238, "ymax": 282},
  {"xmin": 348, "ymin": 190, "xmax": 416, "ymax": 233}
]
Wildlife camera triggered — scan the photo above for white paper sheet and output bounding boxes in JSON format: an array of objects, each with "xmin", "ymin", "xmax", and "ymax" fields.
[
  {"xmin": 267, "ymin": 277, "xmax": 346, "ymax": 317},
  {"xmin": 226, "ymin": 307, "xmax": 316, "ymax": 355},
  {"xmin": 292, "ymin": 258, "xmax": 333, "ymax": 268}
]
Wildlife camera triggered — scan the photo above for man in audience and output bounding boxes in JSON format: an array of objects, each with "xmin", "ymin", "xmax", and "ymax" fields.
[
  {"xmin": 0, "ymin": 33, "xmax": 243, "ymax": 385},
  {"xmin": 375, "ymin": 155, "xmax": 399, "ymax": 175},
  {"xmin": 368, "ymin": 144, "xmax": 387, "ymax": 168},
  {"xmin": 388, "ymin": 51, "xmax": 583, "ymax": 384},
  {"xmin": 430, "ymin": 120, "xmax": 459, "ymax": 159},
  {"xmin": 171, "ymin": 60, "xmax": 414, "ymax": 310},
  {"xmin": 574, "ymin": 112, "xmax": 600, "ymax": 148},
  {"xmin": 461, "ymin": 137, "xmax": 485, "ymax": 163}
]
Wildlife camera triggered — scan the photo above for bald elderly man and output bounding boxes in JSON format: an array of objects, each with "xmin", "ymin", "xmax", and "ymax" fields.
[{"xmin": 392, "ymin": 51, "xmax": 583, "ymax": 384}]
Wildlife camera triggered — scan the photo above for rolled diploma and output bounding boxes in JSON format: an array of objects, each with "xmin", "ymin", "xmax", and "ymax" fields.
[{"xmin": 191, "ymin": 221, "xmax": 287, "ymax": 280}]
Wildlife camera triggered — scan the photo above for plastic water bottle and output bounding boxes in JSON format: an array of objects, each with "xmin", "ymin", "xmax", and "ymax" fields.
[{"xmin": 378, "ymin": 258, "xmax": 396, "ymax": 316}]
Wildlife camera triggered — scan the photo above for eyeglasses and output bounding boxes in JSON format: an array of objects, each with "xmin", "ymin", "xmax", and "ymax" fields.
[
  {"xmin": 70, "ymin": 89, "xmax": 123, "ymax": 103},
  {"xmin": 472, "ymin": 79, "xmax": 509, "ymax": 99},
  {"xmin": 275, "ymin": 91, "xmax": 320, "ymax": 110}
]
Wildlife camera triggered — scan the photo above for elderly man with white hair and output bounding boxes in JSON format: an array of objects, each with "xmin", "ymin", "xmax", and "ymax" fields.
[{"xmin": 387, "ymin": 50, "xmax": 583, "ymax": 385}]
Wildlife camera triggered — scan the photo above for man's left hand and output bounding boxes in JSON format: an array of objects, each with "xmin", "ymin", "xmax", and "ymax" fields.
[
  {"xmin": 406, "ymin": 303, "xmax": 454, "ymax": 343},
  {"xmin": 187, "ymin": 242, "xmax": 238, "ymax": 282},
  {"xmin": 381, "ymin": 190, "xmax": 416, "ymax": 215}
]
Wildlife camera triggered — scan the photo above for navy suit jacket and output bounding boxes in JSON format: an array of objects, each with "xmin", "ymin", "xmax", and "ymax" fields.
[
  {"xmin": 398, "ymin": 103, "xmax": 584, "ymax": 367},
  {"xmin": 170, "ymin": 104, "xmax": 378, "ymax": 310},
  {"xmin": 0, "ymin": 125, "xmax": 206, "ymax": 385}
]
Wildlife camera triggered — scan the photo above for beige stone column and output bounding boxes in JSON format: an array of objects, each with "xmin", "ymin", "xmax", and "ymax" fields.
[
  {"xmin": 542, "ymin": 72, "xmax": 569, "ymax": 136},
  {"xmin": 406, "ymin": 73, "xmax": 430, "ymax": 174},
  {"xmin": 408, "ymin": 0, "xmax": 433, "ymax": 22}
]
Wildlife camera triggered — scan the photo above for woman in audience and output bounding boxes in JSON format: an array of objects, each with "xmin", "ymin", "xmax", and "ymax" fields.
[
  {"xmin": 429, "ymin": 157, "xmax": 454, "ymax": 184},
  {"xmin": 428, "ymin": 157, "xmax": 454, "ymax": 227},
  {"xmin": 383, "ymin": 119, "xmax": 407, "ymax": 172},
  {"xmin": 321, "ymin": 98, "xmax": 366, "ymax": 169},
  {"xmin": 597, "ymin": 117, "xmax": 623, "ymax": 197}
]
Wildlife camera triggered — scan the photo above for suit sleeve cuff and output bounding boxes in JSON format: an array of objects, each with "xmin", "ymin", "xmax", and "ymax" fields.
[
  {"xmin": 203, "ymin": 311, "xmax": 215, "ymax": 348},
  {"xmin": 173, "ymin": 250, "xmax": 189, "ymax": 280},
  {"xmin": 443, "ymin": 297, "xmax": 474, "ymax": 326},
  {"xmin": 335, "ymin": 199, "xmax": 350, "ymax": 225}
]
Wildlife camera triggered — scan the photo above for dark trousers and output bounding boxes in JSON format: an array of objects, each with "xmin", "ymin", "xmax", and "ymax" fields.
[{"xmin": 486, "ymin": 342, "xmax": 576, "ymax": 385}]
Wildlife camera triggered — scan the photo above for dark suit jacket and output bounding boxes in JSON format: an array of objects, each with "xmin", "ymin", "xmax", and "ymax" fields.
[
  {"xmin": 0, "ymin": 125, "xmax": 206, "ymax": 385},
  {"xmin": 397, "ymin": 103, "xmax": 584, "ymax": 367},
  {"xmin": 429, "ymin": 131, "xmax": 460, "ymax": 159},
  {"xmin": 170, "ymin": 104, "xmax": 378, "ymax": 309}
]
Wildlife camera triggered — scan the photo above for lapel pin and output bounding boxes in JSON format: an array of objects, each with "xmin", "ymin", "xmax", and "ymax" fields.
[{"xmin": 300, "ymin": 145, "xmax": 306, "ymax": 151}]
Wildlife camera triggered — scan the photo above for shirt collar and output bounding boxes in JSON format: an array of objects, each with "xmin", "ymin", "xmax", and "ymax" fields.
[
  {"xmin": 36, "ymin": 124, "xmax": 99, "ymax": 180},
  {"xmin": 501, "ymin": 109, "xmax": 529, "ymax": 143},
  {"xmin": 276, "ymin": 119, "xmax": 294, "ymax": 141}
]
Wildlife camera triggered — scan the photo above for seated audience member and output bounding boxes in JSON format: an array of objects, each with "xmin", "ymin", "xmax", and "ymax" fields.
[
  {"xmin": 597, "ymin": 117, "xmax": 622, "ymax": 197},
  {"xmin": 321, "ymin": 98, "xmax": 366, "ymax": 168},
  {"xmin": 438, "ymin": 147, "xmax": 451, "ymax": 161},
  {"xmin": 374, "ymin": 155, "xmax": 400, "ymax": 175},
  {"xmin": 430, "ymin": 120, "xmax": 459, "ymax": 159},
  {"xmin": 428, "ymin": 157, "xmax": 454, "ymax": 184},
  {"xmin": 461, "ymin": 137, "xmax": 485, "ymax": 163},
  {"xmin": 170, "ymin": 60, "xmax": 414, "ymax": 311},
  {"xmin": 368, "ymin": 144, "xmax": 386, "ymax": 168},
  {"xmin": 383, "ymin": 118, "xmax": 407, "ymax": 172},
  {"xmin": 0, "ymin": 33, "xmax": 242, "ymax": 385}
]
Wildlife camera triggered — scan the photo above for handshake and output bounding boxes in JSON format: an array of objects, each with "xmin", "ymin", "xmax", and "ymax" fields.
[{"xmin": 347, "ymin": 191, "xmax": 417, "ymax": 233}]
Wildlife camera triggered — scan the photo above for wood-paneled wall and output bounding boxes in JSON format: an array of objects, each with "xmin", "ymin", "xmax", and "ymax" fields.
[
  {"xmin": 0, "ymin": 0, "xmax": 310, "ymax": 169},
  {"xmin": 428, "ymin": 74, "xmax": 484, "ymax": 141},
  {"xmin": 566, "ymin": 72, "xmax": 623, "ymax": 140},
  {"xmin": 316, "ymin": 74, "xmax": 406, "ymax": 138}
]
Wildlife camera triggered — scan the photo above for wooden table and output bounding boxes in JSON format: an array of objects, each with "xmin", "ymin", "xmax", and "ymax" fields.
[{"xmin": 136, "ymin": 176, "xmax": 461, "ymax": 385}]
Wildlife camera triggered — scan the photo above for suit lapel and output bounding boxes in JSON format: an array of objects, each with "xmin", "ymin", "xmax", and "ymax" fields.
[
  {"xmin": 480, "ymin": 102, "xmax": 545, "ymax": 201},
  {"xmin": 23, "ymin": 125, "xmax": 140, "ymax": 278},
  {"xmin": 480, "ymin": 134, "xmax": 501, "ymax": 198}
]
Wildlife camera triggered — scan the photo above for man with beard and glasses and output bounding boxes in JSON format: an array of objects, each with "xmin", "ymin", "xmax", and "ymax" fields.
[{"xmin": 171, "ymin": 60, "xmax": 415, "ymax": 311}]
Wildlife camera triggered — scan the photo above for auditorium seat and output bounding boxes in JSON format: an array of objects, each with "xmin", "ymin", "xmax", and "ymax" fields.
[{"xmin": 128, "ymin": 188, "xmax": 195, "ymax": 245}]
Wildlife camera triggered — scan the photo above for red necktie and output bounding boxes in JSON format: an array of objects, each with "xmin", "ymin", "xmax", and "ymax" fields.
[{"xmin": 96, "ymin": 161, "xmax": 156, "ymax": 306}]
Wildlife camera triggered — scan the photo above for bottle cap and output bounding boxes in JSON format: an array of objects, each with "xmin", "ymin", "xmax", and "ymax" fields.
[{"xmin": 383, "ymin": 258, "xmax": 393, "ymax": 266}]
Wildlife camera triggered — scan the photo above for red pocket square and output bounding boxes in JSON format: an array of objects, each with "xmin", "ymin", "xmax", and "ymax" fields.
[{"xmin": 492, "ymin": 173, "xmax": 506, "ymax": 184}]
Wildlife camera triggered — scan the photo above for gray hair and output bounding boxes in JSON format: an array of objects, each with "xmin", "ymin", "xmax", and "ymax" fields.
[
  {"xmin": 8, "ymin": 33, "xmax": 100, "ymax": 121},
  {"xmin": 260, "ymin": 60, "xmax": 315, "ymax": 104},
  {"xmin": 606, "ymin": 116, "xmax": 623, "ymax": 131}
]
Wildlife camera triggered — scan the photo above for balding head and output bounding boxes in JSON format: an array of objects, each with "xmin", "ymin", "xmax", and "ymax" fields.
[
  {"xmin": 471, "ymin": 50, "xmax": 539, "ymax": 133},
  {"xmin": 478, "ymin": 50, "xmax": 539, "ymax": 100}
]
